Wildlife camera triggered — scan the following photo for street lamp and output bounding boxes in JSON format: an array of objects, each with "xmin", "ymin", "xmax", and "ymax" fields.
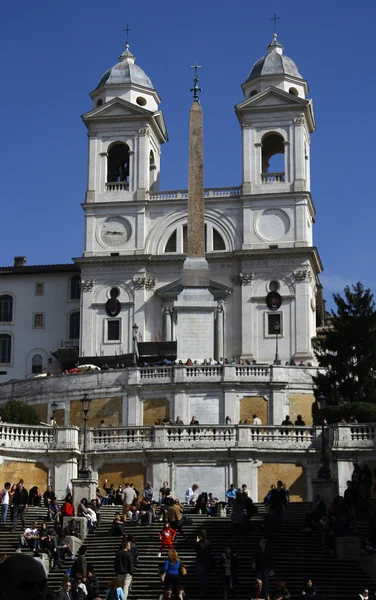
[
  {"xmin": 273, "ymin": 320, "xmax": 281, "ymax": 365},
  {"xmin": 78, "ymin": 394, "xmax": 92, "ymax": 479},
  {"xmin": 316, "ymin": 393, "xmax": 331, "ymax": 479},
  {"xmin": 132, "ymin": 323, "xmax": 139, "ymax": 367},
  {"xmin": 51, "ymin": 401, "xmax": 58, "ymax": 425}
]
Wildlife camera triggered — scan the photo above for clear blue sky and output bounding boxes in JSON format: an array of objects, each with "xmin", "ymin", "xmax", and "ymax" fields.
[{"xmin": 1, "ymin": 0, "xmax": 375, "ymax": 308}]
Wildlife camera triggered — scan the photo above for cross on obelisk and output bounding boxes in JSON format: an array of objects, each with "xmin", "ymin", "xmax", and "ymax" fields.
[
  {"xmin": 269, "ymin": 13, "xmax": 280, "ymax": 35},
  {"xmin": 123, "ymin": 24, "xmax": 131, "ymax": 46},
  {"xmin": 190, "ymin": 62, "xmax": 202, "ymax": 103}
]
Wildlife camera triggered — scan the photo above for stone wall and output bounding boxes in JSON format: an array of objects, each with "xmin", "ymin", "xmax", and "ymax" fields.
[
  {"xmin": 98, "ymin": 462, "xmax": 146, "ymax": 496},
  {"xmin": 240, "ymin": 396, "xmax": 267, "ymax": 424},
  {"xmin": 143, "ymin": 398, "xmax": 169, "ymax": 425},
  {"xmin": 70, "ymin": 397, "xmax": 122, "ymax": 427},
  {"xmin": 289, "ymin": 393, "xmax": 314, "ymax": 425},
  {"xmin": 258, "ymin": 462, "xmax": 307, "ymax": 502},
  {"xmin": 0, "ymin": 460, "xmax": 48, "ymax": 490},
  {"xmin": 33, "ymin": 403, "xmax": 48, "ymax": 423}
]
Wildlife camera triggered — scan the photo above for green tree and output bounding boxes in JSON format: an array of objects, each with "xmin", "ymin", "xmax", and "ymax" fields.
[
  {"xmin": 313, "ymin": 282, "xmax": 376, "ymax": 405},
  {"xmin": 1, "ymin": 399, "xmax": 40, "ymax": 425}
]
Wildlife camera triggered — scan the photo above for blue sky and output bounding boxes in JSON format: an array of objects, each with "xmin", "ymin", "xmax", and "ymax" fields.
[{"xmin": 1, "ymin": 0, "xmax": 375, "ymax": 308}]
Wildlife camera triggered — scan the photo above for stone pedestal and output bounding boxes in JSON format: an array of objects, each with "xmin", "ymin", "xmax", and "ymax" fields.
[
  {"xmin": 335, "ymin": 536, "xmax": 360, "ymax": 561},
  {"xmin": 62, "ymin": 516, "xmax": 87, "ymax": 541},
  {"xmin": 72, "ymin": 477, "xmax": 98, "ymax": 514},
  {"xmin": 174, "ymin": 274, "xmax": 217, "ymax": 361},
  {"xmin": 311, "ymin": 478, "xmax": 338, "ymax": 509},
  {"xmin": 34, "ymin": 553, "xmax": 50, "ymax": 575}
]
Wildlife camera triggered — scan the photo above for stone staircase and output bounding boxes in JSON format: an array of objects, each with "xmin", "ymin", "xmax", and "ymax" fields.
[{"xmin": 0, "ymin": 503, "xmax": 375, "ymax": 599}]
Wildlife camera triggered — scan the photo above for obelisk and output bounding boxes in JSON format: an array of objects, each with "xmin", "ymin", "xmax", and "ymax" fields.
[{"xmin": 174, "ymin": 65, "xmax": 217, "ymax": 361}]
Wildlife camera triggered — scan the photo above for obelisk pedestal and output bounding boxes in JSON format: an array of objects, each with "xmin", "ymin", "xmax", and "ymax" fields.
[{"xmin": 174, "ymin": 90, "xmax": 217, "ymax": 361}]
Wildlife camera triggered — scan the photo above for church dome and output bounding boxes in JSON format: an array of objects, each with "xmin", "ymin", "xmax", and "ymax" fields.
[
  {"xmin": 96, "ymin": 45, "xmax": 154, "ymax": 90},
  {"xmin": 246, "ymin": 35, "xmax": 302, "ymax": 82}
]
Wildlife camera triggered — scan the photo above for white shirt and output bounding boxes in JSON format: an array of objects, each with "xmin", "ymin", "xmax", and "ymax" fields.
[
  {"xmin": 253, "ymin": 417, "xmax": 262, "ymax": 425},
  {"xmin": 1, "ymin": 490, "xmax": 9, "ymax": 505},
  {"xmin": 185, "ymin": 487, "xmax": 193, "ymax": 503}
]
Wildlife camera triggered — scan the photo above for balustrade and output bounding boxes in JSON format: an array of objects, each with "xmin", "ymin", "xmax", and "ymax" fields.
[
  {"xmin": 185, "ymin": 365, "xmax": 223, "ymax": 378},
  {"xmin": 246, "ymin": 425, "xmax": 314, "ymax": 447},
  {"xmin": 234, "ymin": 365, "xmax": 269, "ymax": 378},
  {"xmin": 140, "ymin": 367, "xmax": 173, "ymax": 380},
  {"xmin": 91, "ymin": 427, "xmax": 154, "ymax": 449},
  {"xmin": 0, "ymin": 424, "xmax": 56, "ymax": 449},
  {"xmin": 105, "ymin": 182, "xmax": 129, "ymax": 191},
  {"xmin": 261, "ymin": 172, "xmax": 285, "ymax": 183},
  {"xmin": 150, "ymin": 186, "xmax": 241, "ymax": 201}
]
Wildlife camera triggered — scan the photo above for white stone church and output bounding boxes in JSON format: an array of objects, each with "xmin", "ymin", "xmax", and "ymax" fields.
[{"xmin": 0, "ymin": 34, "xmax": 352, "ymax": 504}]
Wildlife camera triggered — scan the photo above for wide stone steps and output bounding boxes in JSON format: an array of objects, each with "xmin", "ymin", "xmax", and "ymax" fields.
[{"xmin": 1, "ymin": 503, "xmax": 375, "ymax": 599}]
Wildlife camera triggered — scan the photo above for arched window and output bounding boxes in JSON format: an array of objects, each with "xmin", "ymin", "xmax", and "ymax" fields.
[
  {"xmin": 164, "ymin": 225, "xmax": 226, "ymax": 253},
  {"xmin": 261, "ymin": 133, "xmax": 285, "ymax": 182},
  {"xmin": 213, "ymin": 228, "xmax": 226, "ymax": 250},
  {"xmin": 107, "ymin": 143, "xmax": 129, "ymax": 183},
  {"xmin": 0, "ymin": 295, "xmax": 13, "ymax": 322},
  {"xmin": 249, "ymin": 90, "xmax": 258, "ymax": 97},
  {"xmin": 0, "ymin": 334, "xmax": 11, "ymax": 364},
  {"xmin": 69, "ymin": 311, "xmax": 80, "ymax": 340},
  {"xmin": 149, "ymin": 150, "xmax": 157, "ymax": 191},
  {"xmin": 70, "ymin": 275, "xmax": 81, "ymax": 300},
  {"xmin": 164, "ymin": 230, "xmax": 177, "ymax": 252},
  {"xmin": 32, "ymin": 354, "xmax": 43, "ymax": 374}
]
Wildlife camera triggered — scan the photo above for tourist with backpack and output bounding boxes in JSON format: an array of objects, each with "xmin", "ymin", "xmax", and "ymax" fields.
[{"xmin": 106, "ymin": 578, "xmax": 124, "ymax": 600}]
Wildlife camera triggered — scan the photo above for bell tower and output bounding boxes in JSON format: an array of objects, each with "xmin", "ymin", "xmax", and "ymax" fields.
[
  {"xmin": 235, "ymin": 34, "xmax": 321, "ymax": 362},
  {"xmin": 81, "ymin": 41, "xmax": 168, "ymax": 257}
]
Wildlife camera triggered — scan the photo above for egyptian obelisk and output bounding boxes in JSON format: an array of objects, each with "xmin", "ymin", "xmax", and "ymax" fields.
[{"xmin": 174, "ymin": 65, "xmax": 217, "ymax": 361}]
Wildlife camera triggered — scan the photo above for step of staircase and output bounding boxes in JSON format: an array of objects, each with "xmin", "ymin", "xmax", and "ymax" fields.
[{"xmin": 0, "ymin": 502, "xmax": 375, "ymax": 599}]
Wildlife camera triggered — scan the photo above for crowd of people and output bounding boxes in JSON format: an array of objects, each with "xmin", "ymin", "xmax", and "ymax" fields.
[{"xmin": 0, "ymin": 471, "xmax": 375, "ymax": 599}]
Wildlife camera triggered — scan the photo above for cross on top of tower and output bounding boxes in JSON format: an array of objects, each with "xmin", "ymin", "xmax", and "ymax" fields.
[
  {"xmin": 190, "ymin": 62, "xmax": 202, "ymax": 103},
  {"xmin": 123, "ymin": 24, "xmax": 132, "ymax": 47},
  {"xmin": 269, "ymin": 13, "xmax": 280, "ymax": 36}
]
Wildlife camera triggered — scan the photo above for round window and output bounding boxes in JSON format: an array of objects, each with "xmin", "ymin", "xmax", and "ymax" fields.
[
  {"xmin": 269, "ymin": 280, "xmax": 280, "ymax": 292},
  {"xmin": 136, "ymin": 96, "xmax": 147, "ymax": 106},
  {"xmin": 289, "ymin": 87, "xmax": 299, "ymax": 96},
  {"xmin": 96, "ymin": 98, "xmax": 103, "ymax": 107}
]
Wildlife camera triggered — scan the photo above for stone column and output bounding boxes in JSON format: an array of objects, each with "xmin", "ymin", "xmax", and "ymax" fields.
[
  {"xmin": 215, "ymin": 302, "xmax": 224, "ymax": 360},
  {"xmin": 163, "ymin": 306, "xmax": 172, "ymax": 342}
]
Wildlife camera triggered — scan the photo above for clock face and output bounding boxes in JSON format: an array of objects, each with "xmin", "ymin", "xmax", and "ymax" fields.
[{"xmin": 99, "ymin": 217, "xmax": 131, "ymax": 248}]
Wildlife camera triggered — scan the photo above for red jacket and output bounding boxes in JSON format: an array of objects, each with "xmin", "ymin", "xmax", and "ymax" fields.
[{"xmin": 61, "ymin": 502, "xmax": 75, "ymax": 517}]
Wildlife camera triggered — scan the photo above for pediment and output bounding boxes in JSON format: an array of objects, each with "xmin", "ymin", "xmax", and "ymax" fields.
[
  {"xmin": 82, "ymin": 98, "xmax": 152, "ymax": 122},
  {"xmin": 156, "ymin": 279, "xmax": 232, "ymax": 301},
  {"xmin": 236, "ymin": 87, "xmax": 308, "ymax": 111}
]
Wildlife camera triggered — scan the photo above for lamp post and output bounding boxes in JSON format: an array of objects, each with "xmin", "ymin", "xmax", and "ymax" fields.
[
  {"xmin": 132, "ymin": 323, "xmax": 139, "ymax": 367},
  {"xmin": 51, "ymin": 401, "xmax": 58, "ymax": 426},
  {"xmin": 273, "ymin": 320, "xmax": 281, "ymax": 365},
  {"xmin": 316, "ymin": 393, "xmax": 331, "ymax": 479},
  {"xmin": 78, "ymin": 394, "xmax": 92, "ymax": 479}
]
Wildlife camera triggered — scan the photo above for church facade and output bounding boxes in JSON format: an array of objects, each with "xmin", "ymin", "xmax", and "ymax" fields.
[{"xmin": 0, "ymin": 35, "xmax": 329, "ymax": 501}]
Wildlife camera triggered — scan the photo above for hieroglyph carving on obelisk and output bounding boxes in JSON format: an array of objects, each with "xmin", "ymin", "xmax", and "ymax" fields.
[{"xmin": 187, "ymin": 101, "xmax": 205, "ymax": 258}]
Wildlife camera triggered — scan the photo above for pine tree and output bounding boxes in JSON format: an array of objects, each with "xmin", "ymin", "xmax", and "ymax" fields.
[{"xmin": 313, "ymin": 282, "xmax": 376, "ymax": 404}]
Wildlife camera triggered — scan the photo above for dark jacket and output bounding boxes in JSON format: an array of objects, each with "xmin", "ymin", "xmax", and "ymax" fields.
[
  {"xmin": 114, "ymin": 549, "xmax": 133, "ymax": 575},
  {"xmin": 195, "ymin": 538, "xmax": 212, "ymax": 565},
  {"xmin": 13, "ymin": 487, "xmax": 29, "ymax": 506},
  {"xmin": 86, "ymin": 574, "xmax": 100, "ymax": 600},
  {"xmin": 55, "ymin": 590, "xmax": 73, "ymax": 600},
  {"xmin": 270, "ymin": 488, "xmax": 287, "ymax": 510},
  {"xmin": 253, "ymin": 547, "xmax": 273, "ymax": 570}
]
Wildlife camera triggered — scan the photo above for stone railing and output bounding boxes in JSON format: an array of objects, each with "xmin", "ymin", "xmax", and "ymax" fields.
[
  {"xmin": 139, "ymin": 367, "xmax": 173, "ymax": 383},
  {"xmin": 137, "ymin": 364, "xmax": 271, "ymax": 384},
  {"xmin": 0, "ymin": 424, "xmax": 57, "ymax": 450},
  {"xmin": 89, "ymin": 427, "xmax": 154, "ymax": 450},
  {"xmin": 261, "ymin": 172, "xmax": 285, "ymax": 183},
  {"xmin": 105, "ymin": 182, "xmax": 129, "ymax": 191},
  {"xmin": 88, "ymin": 425, "xmax": 316, "ymax": 451},
  {"xmin": 333, "ymin": 423, "xmax": 376, "ymax": 449},
  {"xmin": 242, "ymin": 425, "xmax": 315, "ymax": 449},
  {"xmin": 150, "ymin": 186, "xmax": 242, "ymax": 201}
]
